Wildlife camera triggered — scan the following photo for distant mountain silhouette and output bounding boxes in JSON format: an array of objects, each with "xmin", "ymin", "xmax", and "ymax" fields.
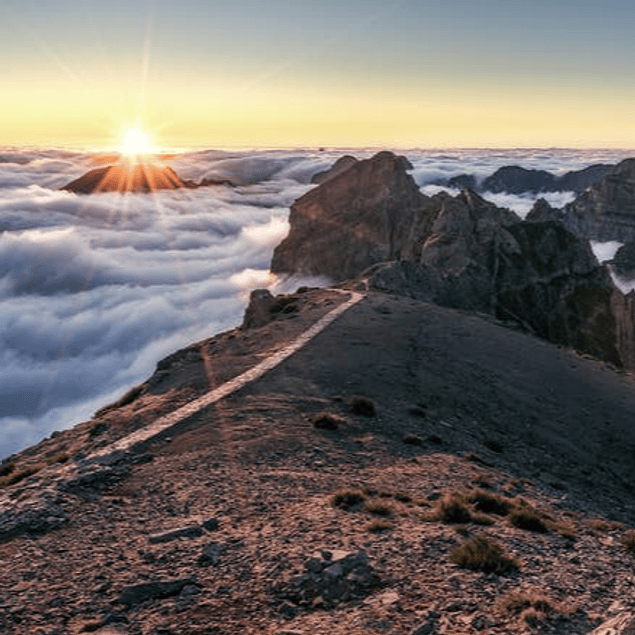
[{"xmin": 62, "ymin": 163, "xmax": 233, "ymax": 194}]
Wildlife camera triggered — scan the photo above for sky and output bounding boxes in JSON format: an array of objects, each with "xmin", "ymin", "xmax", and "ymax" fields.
[{"xmin": 2, "ymin": 0, "xmax": 635, "ymax": 148}]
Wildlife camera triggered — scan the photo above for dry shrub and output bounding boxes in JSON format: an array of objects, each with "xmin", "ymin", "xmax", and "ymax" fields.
[
  {"xmin": 435, "ymin": 493, "xmax": 472, "ymax": 524},
  {"xmin": 508, "ymin": 502, "xmax": 548, "ymax": 533},
  {"xmin": 624, "ymin": 530, "xmax": 635, "ymax": 554},
  {"xmin": 348, "ymin": 395, "xmax": 376, "ymax": 417},
  {"xmin": 312, "ymin": 412, "xmax": 342, "ymax": 430},
  {"xmin": 331, "ymin": 490, "xmax": 366, "ymax": 510},
  {"xmin": 450, "ymin": 535, "xmax": 518, "ymax": 574},
  {"xmin": 367, "ymin": 520, "xmax": 393, "ymax": 533},
  {"xmin": 364, "ymin": 502, "xmax": 393, "ymax": 517},
  {"xmin": 0, "ymin": 464, "xmax": 43, "ymax": 488},
  {"xmin": 467, "ymin": 489, "xmax": 513, "ymax": 516}
]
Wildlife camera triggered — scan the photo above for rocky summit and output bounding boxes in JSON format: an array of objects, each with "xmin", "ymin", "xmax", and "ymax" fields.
[
  {"xmin": 62, "ymin": 163, "xmax": 232, "ymax": 194},
  {"xmin": 3, "ymin": 153, "xmax": 635, "ymax": 635}
]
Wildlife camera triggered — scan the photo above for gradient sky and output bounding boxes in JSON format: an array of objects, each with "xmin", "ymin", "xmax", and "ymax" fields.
[{"xmin": 2, "ymin": 0, "xmax": 635, "ymax": 149}]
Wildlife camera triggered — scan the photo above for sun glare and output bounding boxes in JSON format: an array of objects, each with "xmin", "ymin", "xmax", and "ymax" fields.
[{"xmin": 119, "ymin": 126, "xmax": 157, "ymax": 157}]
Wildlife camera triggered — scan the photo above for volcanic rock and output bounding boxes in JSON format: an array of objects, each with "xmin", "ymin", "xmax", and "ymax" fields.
[
  {"xmin": 62, "ymin": 163, "xmax": 233, "ymax": 194},
  {"xmin": 611, "ymin": 241, "xmax": 635, "ymax": 279},
  {"xmin": 525, "ymin": 197, "xmax": 564, "ymax": 223},
  {"xmin": 271, "ymin": 151, "xmax": 436, "ymax": 281},
  {"xmin": 482, "ymin": 165, "xmax": 557, "ymax": 194},
  {"xmin": 563, "ymin": 158, "xmax": 635, "ymax": 241},
  {"xmin": 434, "ymin": 163, "xmax": 612, "ymax": 194},
  {"xmin": 311, "ymin": 155, "xmax": 358, "ymax": 184}
]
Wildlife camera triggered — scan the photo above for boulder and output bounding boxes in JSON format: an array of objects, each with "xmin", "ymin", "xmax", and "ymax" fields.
[{"xmin": 271, "ymin": 151, "xmax": 436, "ymax": 281}]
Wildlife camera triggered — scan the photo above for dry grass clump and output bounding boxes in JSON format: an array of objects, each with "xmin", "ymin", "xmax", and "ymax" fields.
[
  {"xmin": 547, "ymin": 520, "xmax": 577, "ymax": 541},
  {"xmin": 0, "ymin": 464, "xmax": 44, "ymax": 488},
  {"xmin": 450, "ymin": 535, "xmax": 518, "ymax": 574},
  {"xmin": 508, "ymin": 502, "xmax": 548, "ymax": 533},
  {"xmin": 587, "ymin": 518, "xmax": 624, "ymax": 533},
  {"xmin": 311, "ymin": 412, "xmax": 343, "ymax": 430},
  {"xmin": 366, "ymin": 520, "xmax": 393, "ymax": 533},
  {"xmin": 0, "ymin": 462, "xmax": 16, "ymax": 478},
  {"xmin": 331, "ymin": 490, "xmax": 366, "ymax": 510},
  {"xmin": 45, "ymin": 452, "xmax": 70, "ymax": 466},
  {"xmin": 434, "ymin": 493, "xmax": 472, "ymax": 524},
  {"xmin": 348, "ymin": 395, "xmax": 376, "ymax": 417},
  {"xmin": 364, "ymin": 502, "xmax": 393, "ymax": 517},
  {"xmin": 402, "ymin": 434, "xmax": 423, "ymax": 446},
  {"xmin": 623, "ymin": 530, "xmax": 635, "ymax": 554},
  {"xmin": 467, "ymin": 489, "xmax": 513, "ymax": 516}
]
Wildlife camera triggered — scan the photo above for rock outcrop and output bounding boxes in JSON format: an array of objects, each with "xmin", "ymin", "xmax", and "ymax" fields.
[
  {"xmin": 311, "ymin": 155, "xmax": 358, "ymax": 184},
  {"xmin": 525, "ymin": 198, "xmax": 564, "ymax": 223},
  {"xmin": 562, "ymin": 158, "xmax": 635, "ymax": 241},
  {"xmin": 274, "ymin": 152, "xmax": 635, "ymax": 369},
  {"xmin": 271, "ymin": 151, "xmax": 437, "ymax": 281},
  {"xmin": 62, "ymin": 163, "xmax": 232, "ymax": 194},
  {"xmin": 611, "ymin": 241, "xmax": 635, "ymax": 279},
  {"xmin": 434, "ymin": 163, "xmax": 613, "ymax": 195}
]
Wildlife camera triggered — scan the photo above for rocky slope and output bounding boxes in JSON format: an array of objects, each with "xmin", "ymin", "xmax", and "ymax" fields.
[
  {"xmin": 62, "ymin": 163, "xmax": 232, "ymax": 194},
  {"xmin": 274, "ymin": 152, "xmax": 635, "ymax": 371},
  {"xmin": 2, "ymin": 288, "xmax": 635, "ymax": 635}
]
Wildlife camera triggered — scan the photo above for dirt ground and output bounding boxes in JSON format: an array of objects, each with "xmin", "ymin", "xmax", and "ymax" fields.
[{"xmin": 2, "ymin": 288, "xmax": 635, "ymax": 634}]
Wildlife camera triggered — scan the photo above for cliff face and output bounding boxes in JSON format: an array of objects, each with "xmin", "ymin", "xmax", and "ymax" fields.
[
  {"xmin": 274, "ymin": 152, "xmax": 635, "ymax": 370},
  {"xmin": 563, "ymin": 158, "xmax": 635, "ymax": 241},
  {"xmin": 271, "ymin": 151, "xmax": 437, "ymax": 281}
]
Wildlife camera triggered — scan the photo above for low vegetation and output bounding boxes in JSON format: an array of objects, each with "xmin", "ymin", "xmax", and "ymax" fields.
[
  {"xmin": 623, "ymin": 530, "xmax": 635, "ymax": 554},
  {"xmin": 311, "ymin": 412, "xmax": 342, "ymax": 430},
  {"xmin": 348, "ymin": 395, "xmax": 376, "ymax": 417},
  {"xmin": 508, "ymin": 503, "xmax": 548, "ymax": 533},
  {"xmin": 0, "ymin": 464, "xmax": 44, "ymax": 488},
  {"xmin": 450, "ymin": 535, "xmax": 518, "ymax": 574},
  {"xmin": 366, "ymin": 520, "xmax": 393, "ymax": 533},
  {"xmin": 331, "ymin": 490, "xmax": 366, "ymax": 510},
  {"xmin": 364, "ymin": 502, "xmax": 393, "ymax": 517}
]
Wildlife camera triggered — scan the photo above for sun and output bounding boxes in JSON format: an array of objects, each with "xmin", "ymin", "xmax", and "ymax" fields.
[{"xmin": 119, "ymin": 126, "xmax": 157, "ymax": 158}]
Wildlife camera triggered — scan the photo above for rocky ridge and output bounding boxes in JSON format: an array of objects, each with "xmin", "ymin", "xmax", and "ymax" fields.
[{"xmin": 274, "ymin": 151, "xmax": 635, "ymax": 371}]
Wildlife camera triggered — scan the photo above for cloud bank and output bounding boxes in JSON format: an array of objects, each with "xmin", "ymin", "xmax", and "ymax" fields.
[{"xmin": 1, "ymin": 147, "xmax": 633, "ymax": 459}]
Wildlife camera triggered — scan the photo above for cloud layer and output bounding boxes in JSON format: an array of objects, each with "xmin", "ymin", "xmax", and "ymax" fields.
[{"xmin": 1, "ymin": 147, "xmax": 633, "ymax": 458}]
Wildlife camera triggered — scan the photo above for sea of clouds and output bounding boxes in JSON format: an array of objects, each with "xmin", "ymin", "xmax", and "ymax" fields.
[{"xmin": 1, "ymin": 146, "xmax": 634, "ymax": 458}]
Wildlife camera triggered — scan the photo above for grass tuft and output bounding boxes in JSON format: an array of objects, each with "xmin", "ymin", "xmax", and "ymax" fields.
[
  {"xmin": 450, "ymin": 535, "xmax": 518, "ymax": 574},
  {"xmin": 364, "ymin": 502, "xmax": 393, "ymax": 517},
  {"xmin": 0, "ymin": 464, "xmax": 44, "ymax": 488},
  {"xmin": 348, "ymin": 395, "xmax": 377, "ymax": 417},
  {"xmin": 467, "ymin": 489, "xmax": 513, "ymax": 516},
  {"xmin": 312, "ymin": 412, "xmax": 342, "ymax": 430},
  {"xmin": 331, "ymin": 490, "xmax": 366, "ymax": 510},
  {"xmin": 435, "ymin": 493, "xmax": 472, "ymax": 524},
  {"xmin": 623, "ymin": 530, "xmax": 635, "ymax": 554},
  {"xmin": 366, "ymin": 520, "xmax": 393, "ymax": 533},
  {"xmin": 508, "ymin": 503, "xmax": 548, "ymax": 533}
]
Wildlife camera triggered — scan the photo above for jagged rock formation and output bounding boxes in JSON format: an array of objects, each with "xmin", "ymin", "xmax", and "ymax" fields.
[
  {"xmin": 271, "ymin": 151, "xmax": 437, "ymax": 281},
  {"xmin": 311, "ymin": 155, "xmax": 358, "ymax": 184},
  {"xmin": 62, "ymin": 163, "xmax": 232, "ymax": 194},
  {"xmin": 525, "ymin": 198, "xmax": 564, "ymax": 223},
  {"xmin": 562, "ymin": 158, "xmax": 635, "ymax": 242},
  {"xmin": 274, "ymin": 152, "xmax": 635, "ymax": 369},
  {"xmin": 611, "ymin": 241, "xmax": 635, "ymax": 279},
  {"xmin": 435, "ymin": 163, "xmax": 613, "ymax": 194}
]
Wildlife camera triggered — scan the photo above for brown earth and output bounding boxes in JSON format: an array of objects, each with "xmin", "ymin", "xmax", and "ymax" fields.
[{"xmin": 2, "ymin": 288, "xmax": 635, "ymax": 634}]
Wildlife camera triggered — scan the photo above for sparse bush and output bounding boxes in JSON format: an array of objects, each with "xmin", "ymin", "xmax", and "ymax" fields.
[
  {"xmin": 0, "ymin": 464, "xmax": 43, "ymax": 488},
  {"xmin": 588, "ymin": 518, "xmax": 623, "ymax": 533},
  {"xmin": 504, "ymin": 592, "xmax": 553, "ymax": 615},
  {"xmin": 435, "ymin": 493, "xmax": 472, "ymax": 524},
  {"xmin": 402, "ymin": 434, "xmax": 423, "ymax": 446},
  {"xmin": 450, "ymin": 535, "xmax": 518, "ymax": 574},
  {"xmin": 312, "ymin": 412, "xmax": 342, "ymax": 430},
  {"xmin": 623, "ymin": 530, "xmax": 635, "ymax": 554},
  {"xmin": 509, "ymin": 504, "xmax": 548, "ymax": 533},
  {"xmin": 364, "ymin": 502, "xmax": 392, "ymax": 517},
  {"xmin": 46, "ymin": 452, "xmax": 70, "ymax": 466},
  {"xmin": 348, "ymin": 395, "xmax": 376, "ymax": 417},
  {"xmin": 467, "ymin": 490, "xmax": 513, "ymax": 516},
  {"xmin": 331, "ymin": 490, "xmax": 366, "ymax": 510},
  {"xmin": 367, "ymin": 520, "xmax": 392, "ymax": 533},
  {"xmin": 0, "ymin": 462, "xmax": 16, "ymax": 478},
  {"xmin": 548, "ymin": 520, "xmax": 577, "ymax": 541}
]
